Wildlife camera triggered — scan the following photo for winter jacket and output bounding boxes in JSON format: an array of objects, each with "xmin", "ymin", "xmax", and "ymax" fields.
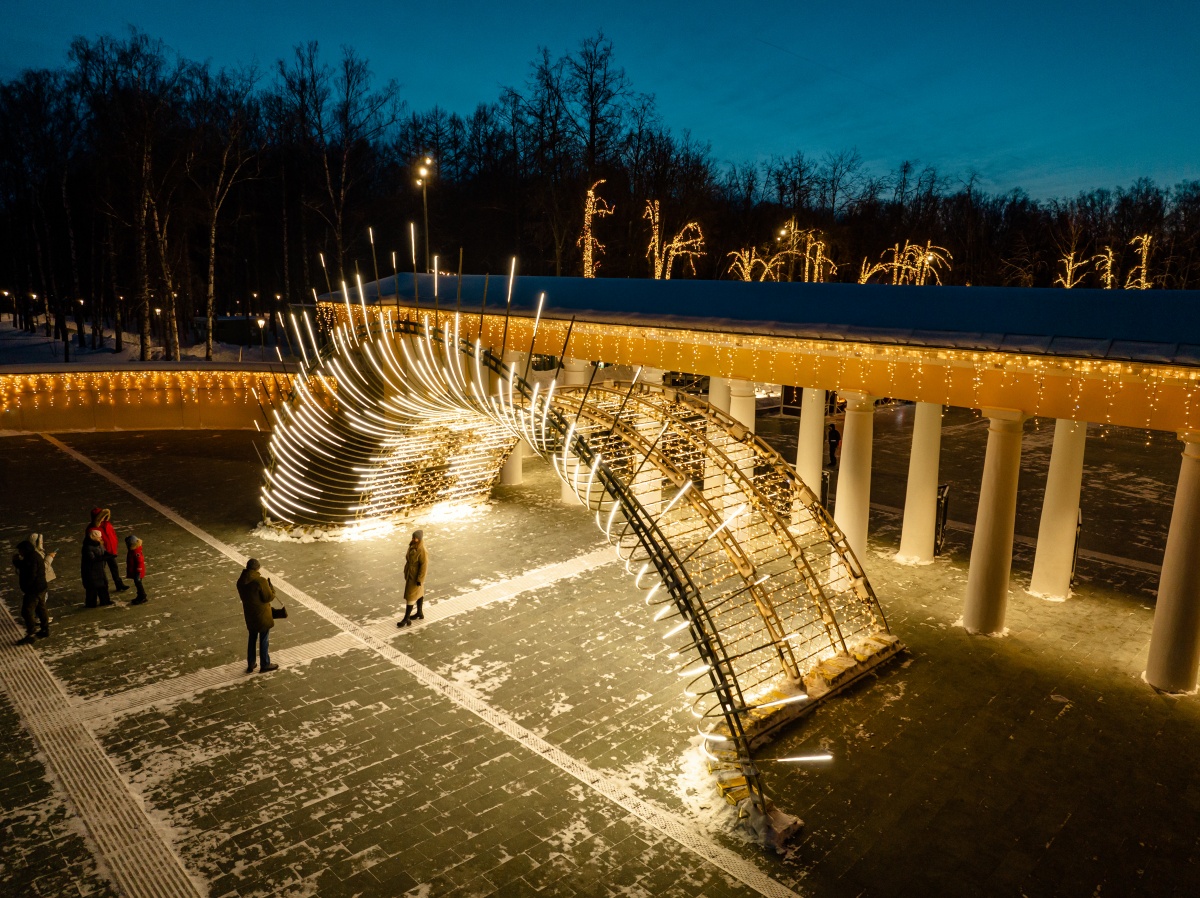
[
  {"xmin": 237, "ymin": 569, "xmax": 276, "ymax": 633},
  {"xmin": 403, "ymin": 541, "xmax": 427, "ymax": 602},
  {"xmin": 127, "ymin": 545, "xmax": 145, "ymax": 580},
  {"xmin": 89, "ymin": 508, "xmax": 119, "ymax": 556},
  {"xmin": 80, "ymin": 539, "xmax": 108, "ymax": 589},
  {"xmin": 12, "ymin": 541, "xmax": 47, "ymax": 595}
]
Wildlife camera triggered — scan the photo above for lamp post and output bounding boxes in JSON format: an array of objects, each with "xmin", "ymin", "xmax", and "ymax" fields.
[
  {"xmin": 416, "ymin": 156, "xmax": 432, "ymax": 273},
  {"xmin": 154, "ymin": 307, "xmax": 161, "ymax": 347},
  {"xmin": 257, "ymin": 317, "xmax": 266, "ymax": 360}
]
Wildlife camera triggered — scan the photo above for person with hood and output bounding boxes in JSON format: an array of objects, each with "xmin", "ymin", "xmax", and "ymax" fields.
[
  {"xmin": 12, "ymin": 538, "xmax": 49, "ymax": 644},
  {"xmin": 125, "ymin": 535, "xmax": 147, "ymax": 605},
  {"xmin": 237, "ymin": 559, "xmax": 279, "ymax": 673},
  {"xmin": 89, "ymin": 508, "xmax": 127, "ymax": 592},
  {"xmin": 398, "ymin": 530, "xmax": 427, "ymax": 628},
  {"xmin": 81, "ymin": 528, "xmax": 111, "ymax": 608}
]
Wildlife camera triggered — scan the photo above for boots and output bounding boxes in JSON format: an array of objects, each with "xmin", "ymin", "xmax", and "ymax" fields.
[
  {"xmin": 397, "ymin": 604, "xmax": 414, "ymax": 628},
  {"xmin": 413, "ymin": 597, "xmax": 424, "ymax": 620}
]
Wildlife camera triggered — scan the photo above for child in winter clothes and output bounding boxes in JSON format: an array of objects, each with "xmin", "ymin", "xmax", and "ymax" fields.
[{"xmin": 125, "ymin": 535, "xmax": 147, "ymax": 605}]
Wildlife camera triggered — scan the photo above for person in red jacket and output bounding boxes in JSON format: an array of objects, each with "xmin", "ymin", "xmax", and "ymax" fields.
[
  {"xmin": 89, "ymin": 508, "xmax": 128, "ymax": 592},
  {"xmin": 125, "ymin": 535, "xmax": 147, "ymax": 605}
]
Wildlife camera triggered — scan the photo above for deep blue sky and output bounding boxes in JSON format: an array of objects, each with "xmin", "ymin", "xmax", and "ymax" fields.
[{"xmin": 8, "ymin": 0, "xmax": 1199, "ymax": 199}]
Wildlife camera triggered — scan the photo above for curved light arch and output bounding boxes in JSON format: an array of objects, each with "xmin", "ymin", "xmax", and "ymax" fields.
[{"xmin": 264, "ymin": 311, "xmax": 898, "ymax": 824}]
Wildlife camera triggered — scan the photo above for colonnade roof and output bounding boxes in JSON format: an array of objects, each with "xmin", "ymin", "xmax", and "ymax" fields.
[{"xmin": 337, "ymin": 274, "xmax": 1200, "ymax": 367}]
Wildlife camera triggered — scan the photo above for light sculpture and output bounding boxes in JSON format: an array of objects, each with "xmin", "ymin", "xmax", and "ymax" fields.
[{"xmin": 262, "ymin": 303, "xmax": 901, "ymax": 843}]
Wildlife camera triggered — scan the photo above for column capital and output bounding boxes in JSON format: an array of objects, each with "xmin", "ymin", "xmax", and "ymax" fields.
[
  {"xmin": 1178, "ymin": 431, "xmax": 1200, "ymax": 453},
  {"xmin": 981, "ymin": 407, "xmax": 1029, "ymax": 423},
  {"xmin": 839, "ymin": 391, "xmax": 876, "ymax": 412}
]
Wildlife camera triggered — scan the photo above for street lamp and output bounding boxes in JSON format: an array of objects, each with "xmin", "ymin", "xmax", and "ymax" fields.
[
  {"xmin": 416, "ymin": 156, "xmax": 433, "ymax": 273},
  {"xmin": 257, "ymin": 317, "xmax": 266, "ymax": 360}
]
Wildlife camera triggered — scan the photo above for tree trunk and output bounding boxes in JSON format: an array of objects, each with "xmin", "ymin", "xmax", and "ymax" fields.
[
  {"xmin": 206, "ymin": 215, "xmax": 217, "ymax": 361},
  {"xmin": 106, "ymin": 220, "xmax": 123, "ymax": 352},
  {"xmin": 136, "ymin": 182, "xmax": 152, "ymax": 361}
]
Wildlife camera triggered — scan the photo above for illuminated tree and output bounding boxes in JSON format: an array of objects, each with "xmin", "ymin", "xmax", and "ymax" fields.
[
  {"xmin": 578, "ymin": 179, "xmax": 613, "ymax": 277},
  {"xmin": 1124, "ymin": 233, "xmax": 1154, "ymax": 289},
  {"xmin": 727, "ymin": 247, "xmax": 781, "ymax": 281},
  {"xmin": 858, "ymin": 240, "xmax": 951, "ymax": 285},
  {"xmin": 644, "ymin": 200, "xmax": 704, "ymax": 279},
  {"xmin": 1093, "ymin": 246, "xmax": 1118, "ymax": 289},
  {"xmin": 1054, "ymin": 252, "xmax": 1089, "ymax": 288},
  {"xmin": 776, "ymin": 219, "xmax": 836, "ymax": 283}
]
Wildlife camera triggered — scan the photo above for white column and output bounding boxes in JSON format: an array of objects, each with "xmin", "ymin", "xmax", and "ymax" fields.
[
  {"xmin": 795, "ymin": 387, "xmax": 826, "ymax": 491},
  {"xmin": 1028, "ymin": 418, "xmax": 1088, "ymax": 599},
  {"xmin": 728, "ymin": 379, "xmax": 756, "ymax": 432},
  {"xmin": 897, "ymin": 402, "xmax": 943, "ymax": 564},
  {"xmin": 963, "ymin": 409, "xmax": 1028, "ymax": 635},
  {"xmin": 1146, "ymin": 436, "xmax": 1200, "ymax": 692},
  {"xmin": 834, "ymin": 392, "xmax": 875, "ymax": 560},
  {"xmin": 559, "ymin": 358, "xmax": 591, "ymax": 504},
  {"xmin": 708, "ymin": 375, "xmax": 731, "ymax": 414},
  {"xmin": 640, "ymin": 367, "xmax": 664, "ymax": 386},
  {"xmin": 500, "ymin": 443, "xmax": 523, "ymax": 485}
]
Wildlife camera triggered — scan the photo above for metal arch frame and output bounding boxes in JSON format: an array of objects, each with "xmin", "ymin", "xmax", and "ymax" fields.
[{"xmin": 264, "ymin": 308, "xmax": 896, "ymax": 820}]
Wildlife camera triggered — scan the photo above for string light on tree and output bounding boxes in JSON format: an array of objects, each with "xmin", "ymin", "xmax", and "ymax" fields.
[
  {"xmin": 644, "ymin": 200, "xmax": 705, "ymax": 279},
  {"xmin": 579, "ymin": 180, "xmax": 614, "ymax": 278}
]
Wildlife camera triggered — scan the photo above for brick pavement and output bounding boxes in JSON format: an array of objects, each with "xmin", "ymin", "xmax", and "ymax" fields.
[{"xmin": 1, "ymin": 425, "xmax": 1199, "ymax": 897}]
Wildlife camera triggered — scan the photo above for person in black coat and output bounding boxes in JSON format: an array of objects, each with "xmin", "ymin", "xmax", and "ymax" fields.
[
  {"xmin": 12, "ymin": 539, "xmax": 49, "ymax": 644},
  {"xmin": 81, "ymin": 528, "xmax": 112, "ymax": 608}
]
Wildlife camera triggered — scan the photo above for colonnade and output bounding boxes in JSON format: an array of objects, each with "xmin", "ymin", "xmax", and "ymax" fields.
[{"xmin": 508, "ymin": 356, "xmax": 1200, "ymax": 694}]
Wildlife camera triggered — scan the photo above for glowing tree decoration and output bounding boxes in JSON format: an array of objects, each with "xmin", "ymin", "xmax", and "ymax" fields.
[
  {"xmin": 263, "ymin": 305, "xmax": 901, "ymax": 845},
  {"xmin": 776, "ymin": 219, "xmax": 837, "ymax": 283},
  {"xmin": 644, "ymin": 200, "xmax": 705, "ymax": 279},
  {"xmin": 1054, "ymin": 251, "xmax": 1089, "ymax": 289},
  {"xmin": 1125, "ymin": 234, "xmax": 1154, "ymax": 290},
  {"xmin": 858, "ymin": 240, "xmax": 951, "ymax": 286},
  {"xmin": 1093, "ymin": 246, "xmax": 1118, "ymax": 289},
  {"xmin": 578, "ymin": 179, "xmax": 614, "ymax": 278},
  {"xmin": 727, "ymin": 247, "xmax": 779, "ymax": 282}
]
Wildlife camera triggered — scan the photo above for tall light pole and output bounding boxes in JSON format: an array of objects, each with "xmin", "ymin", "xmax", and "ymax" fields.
[
  {"xmin": 257, "ymin": 318, "xmax": 266, "ymax": 360},
  {"xmin": 416, "ymin": 156, "xmax": 433, "ymax": 273}
]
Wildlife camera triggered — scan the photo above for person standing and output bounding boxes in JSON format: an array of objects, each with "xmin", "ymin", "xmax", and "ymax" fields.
[
  {"xmin": 90, "ymin": 508, "xmax": 128, "ymax": 592},
  {"xmin": 826, "ymin": 422, "xmax": 842, "ymax": 467},
  {"xmin": 397, "ymin": 530, "xmax": 427, "ymax": 628},
  {"xmin": 12, "ymin": 539, "xmax": 49, "ymax": 644},
  {"xmin": 81, "ymin": 528, "xmax": 111, "ymax": 608},
  {"xmin": 125, "ymin": 535, "xmax": 148, "ymax": 605},
  {"xmin": 238, "ymin": 559, "xmax": 279, "ymax": 673}
]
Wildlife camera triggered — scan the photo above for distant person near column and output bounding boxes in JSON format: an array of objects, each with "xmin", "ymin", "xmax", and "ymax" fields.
[
  {"xmin": 81, "ymin": 528, "xmax": 112, "ymax": 608},
  {"xmin": 238, "ymin": 559, "xmax": 279, "ymax": 674},
  {"xmin": 12, "ymin": 538, "xmax": 49, "ymax": 644},
  {"xmin": 125, "ymin": 535, "xmax": 148, "ymax": 605},
  {"xmin": 397, "ymin": 530, "xmax": 427, "ymax": 628},
  {"xmin": 89, "ymin": 508, "xmax": 128, "ymax": 592},
  {"xmin": 827, "ymin": 422, "xmax": 842, "ymax": 466}
]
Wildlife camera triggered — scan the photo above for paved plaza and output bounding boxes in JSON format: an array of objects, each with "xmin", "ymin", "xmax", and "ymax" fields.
[{"xmin": 2, "ymin": 407, "xmax": 1199, "ymax": 897}]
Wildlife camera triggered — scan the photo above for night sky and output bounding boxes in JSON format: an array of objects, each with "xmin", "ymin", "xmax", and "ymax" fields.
[{"xmin": 8, "ymin": 0, "xmax": 1198, "ymax": 199}]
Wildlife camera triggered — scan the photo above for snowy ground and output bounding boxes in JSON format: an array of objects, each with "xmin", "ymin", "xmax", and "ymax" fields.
[
  {"xmin": 0, "ymin": 319, "xmax": 297, "ymax": 368},
  {"xmin": 0, "ymin": 414, "xmax": 1197, "ymax": 897}
]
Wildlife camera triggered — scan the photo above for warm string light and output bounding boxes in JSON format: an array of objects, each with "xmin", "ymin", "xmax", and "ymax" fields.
[
  {"xmin": 1054, "ymin": 251, "xmax": 1089, "ymax": 289},
  {"xmin": 1125, "ymin": 234, "xmax": 1154, "ymax": 290},
  {"xmin": 644, "ymin": 200, "xmax": 705, "ymax": 279},
  {"xmin": 1093, "ymin": 246, "xmax": 1118, "ymax": 289},
  {"xmin": 859, "ymin": 240, "xmax": 952, "ymax": 286},
  {"xmin": 579, "ymin": 180, "xmax": 613, "ymax": 278},
  {"xmin": 319, "ymin": 301, "xmax": 1200, "ymax": 432}
]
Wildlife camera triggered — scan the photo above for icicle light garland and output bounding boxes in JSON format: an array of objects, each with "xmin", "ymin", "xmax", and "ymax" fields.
[
  {"xmin": 321, "ymin": 301, "xmax": 1200, "ymax": 434},
  {"xmin": 264, "ymin": 309, "xmax": 903, "ymax": 820},
  {"xmin": 0, "ymin": 370, "xmax": 296, "ymax": 415}
]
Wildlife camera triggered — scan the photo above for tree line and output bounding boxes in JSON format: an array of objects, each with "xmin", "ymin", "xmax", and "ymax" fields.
[{"xmin": 2, "ymin": 28, "xmax": 1198, "ymax": 361}]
